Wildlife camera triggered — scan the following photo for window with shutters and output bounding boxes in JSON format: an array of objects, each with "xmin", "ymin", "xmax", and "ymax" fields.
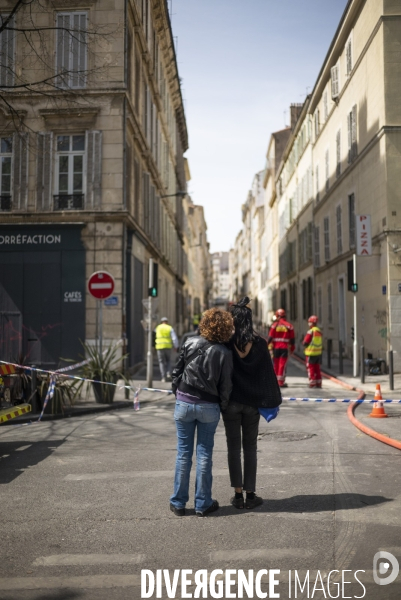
[
  {"xmin": 314, "ymin": 225, "xmax": 320, "ymax": 268},
  {"xmin": 289, "ymin": 282, "xmax": 297, "ymax": 321},
  {"xmin": 317, "ymin": 287, "xmax": 322, "ymax": 323},
  {"xmin": 12, "ymin": 132, "xmax": 29, "ymax": 210},
  {"xmin": 56, "ymin": 13, "xmax": 87, "ymax": 89},
  {"xmin": 143, "ymin": 172, "xmax": 150, "ymax": 234},
  {"xmin": 347, "ymin": 105, "xmax": 357, "ymax": 163},
  {"xmin": 0, "ymin": 15, "xmax": 15, "ymax": 87},
  {"xmin": 346, "ymin": 37, "xmax": 353, "ymax": 76},
  {"xmin": 336, "ymin": 130, "xmax": 341, "ymax": 178},
  {"xmin": 325, "ymin": 149, "xmax": 329, "ymax": 192},
  {"xmin": 324, "ymin": 216, "xmax": 330, "ymax": 262},
  {"xmin": 323, "ymin": 91, "xmax": 328, "ymax": 121},
  {"xmin": 315, "ymin": 165, "xmax": 320, "ymax": 203},
  {"xmin": 134, "ymin": 158, "xmax": 141, "ymax": 224},
  {"xmin": 348, "ymin": 193, "xmax": 356, "ymax": 248},
  {"xmin": 331, "ymin": 64, "xmax": 339, "ymax": 99},
  {"xmin": 314, "ymin": 110, "xmax": 320, "ymax": 139},
  {"xmin": 54, "ymin": 134, "xmax": 85, "ymax": 209},
  {"xmin": 336, "ymin": 205, "xmax": 343, "ymax": 255},
  {"xmin": 307, "ymin": 222, "xmax": 313, "ymax": 262},
  {"xmin": 328, "ymin": 282, "xmax": 333, "ymax": 324},
  {"xmin": 0, "ymin": 137, "xmax": 12, "ymax": 210}
]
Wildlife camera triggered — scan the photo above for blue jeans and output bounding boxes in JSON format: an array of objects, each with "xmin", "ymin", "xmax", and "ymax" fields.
[{"xmin": 170, "ymin": 400, "xmax": 220, "ymax": 513}]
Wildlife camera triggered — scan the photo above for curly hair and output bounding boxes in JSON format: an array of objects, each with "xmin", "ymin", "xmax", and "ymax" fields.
[{"xmin": 199, "ymin": 308, "xmax": 233, "ymax": 343}]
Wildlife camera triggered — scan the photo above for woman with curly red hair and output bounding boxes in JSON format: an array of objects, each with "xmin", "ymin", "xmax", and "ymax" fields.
[{"xmin": 170, "ymin": 308, "xmax": 233, "ymax": 517}]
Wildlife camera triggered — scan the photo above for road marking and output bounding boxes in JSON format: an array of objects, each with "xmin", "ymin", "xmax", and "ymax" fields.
[
  {"xmin": 15, "ymin": 445, "xmax": 32, "ymax": 451},
  {"xmin": 32, "ymin": 554, "xmax": 145, "ymax": 567},
  {"xmin": 0, "ymin": 574, "xmax": 141, "ymax": 591},
  {"xmin": 210, "ymin": 548, "xmax": 313, "ymax": 563},
  {"xmin": 64, "ymin": 466, "xmax": 354, "ymax": 481}
]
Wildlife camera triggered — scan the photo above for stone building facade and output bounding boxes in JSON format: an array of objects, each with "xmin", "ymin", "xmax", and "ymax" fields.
[
  {"xmin": 0, "ymin": 0, "xmax": 190, "ymax": 369},
  {"xmin": 182, "ymin": 189, "xmax": 211, "ymax": 329},
  {"xmin": 229, "ymin": 0, "xmax": 401, "ymax": 368},
  {"xmin": 277, "ymin": 0, "xmax": 401, "ymax": 364}
]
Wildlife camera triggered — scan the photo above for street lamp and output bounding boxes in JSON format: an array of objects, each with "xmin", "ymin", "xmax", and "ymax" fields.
[{"xmin": 161, "ymin": 190, "xmax": 187, "ymax": 198}]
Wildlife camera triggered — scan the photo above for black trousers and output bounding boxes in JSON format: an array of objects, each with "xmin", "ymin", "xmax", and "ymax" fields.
[{"xmin": 222, "ymin": 402, "xmax": 260, "ymax": 492}]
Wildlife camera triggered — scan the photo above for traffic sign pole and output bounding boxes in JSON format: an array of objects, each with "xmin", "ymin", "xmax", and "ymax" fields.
[
  {"xmin": 146, "ymin": 259, "xmax": 154, "ymax": 387},
  {"xmin": 353, "ymin": 253, "xmax": 358, "ymax": 377},
  {"xmin": 88, "ymin": 271, "xmax": 115, "ymax": 359},
  {"xmin": 99, "ymin": 300, "xmax": 103, "ymax": 357}
]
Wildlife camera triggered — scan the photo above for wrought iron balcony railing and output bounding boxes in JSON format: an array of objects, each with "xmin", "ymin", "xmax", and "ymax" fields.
[{"xmin": 54, "ymin": 194, "xmax": 84, "ymax": 210}]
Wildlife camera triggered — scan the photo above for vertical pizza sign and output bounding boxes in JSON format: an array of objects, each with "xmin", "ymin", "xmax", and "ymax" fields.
[{"xmin": 356, "ymin": 215, "xmax": 372, "ymax": 256}]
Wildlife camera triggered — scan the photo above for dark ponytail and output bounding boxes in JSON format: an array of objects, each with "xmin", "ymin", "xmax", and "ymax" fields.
[{"xmin": 230, "ymin": 296, "xmax": 258, "ymax": 352}]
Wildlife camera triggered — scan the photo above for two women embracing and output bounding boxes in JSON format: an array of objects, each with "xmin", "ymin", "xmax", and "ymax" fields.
[{"xmin": 169, "ymin": 297, "xmax": 282, "ymax": 517}]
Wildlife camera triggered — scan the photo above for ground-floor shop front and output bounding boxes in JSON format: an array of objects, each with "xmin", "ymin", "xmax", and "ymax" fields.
[{"xmin": 0, "ymin": 221, "xmax": 185, "ymax": 371}]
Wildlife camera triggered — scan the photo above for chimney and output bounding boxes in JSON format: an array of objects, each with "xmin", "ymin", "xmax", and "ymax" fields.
[{"xmin": 290, "ymin": 103, "xmax": 303, "ymax": 131}]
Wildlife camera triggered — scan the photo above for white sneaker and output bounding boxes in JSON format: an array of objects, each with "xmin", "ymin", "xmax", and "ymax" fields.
[{"xmin": 161, "ymin": 377, "xmax": 166, "ymax": 383}]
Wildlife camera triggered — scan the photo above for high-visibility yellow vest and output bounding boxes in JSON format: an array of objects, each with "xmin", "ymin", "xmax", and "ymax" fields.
[
  {"xmin": 304, "ymin": 326, "xmax": 323, "ymax": 356},
  {"xmin": 155, "ymin": 323, "xmax": 173, "ymax": 350}
]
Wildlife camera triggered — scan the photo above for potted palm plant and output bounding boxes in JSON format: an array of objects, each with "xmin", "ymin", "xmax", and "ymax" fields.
[{"xmin": 74, "ymin": 342, "xmax": 128, "ymax": 404}]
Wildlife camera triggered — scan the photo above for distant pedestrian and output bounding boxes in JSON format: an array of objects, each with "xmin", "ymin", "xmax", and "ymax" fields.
[
  {"xmin": 267, "ymin": 308, "xmax": 295, "ymax": 387},
  {"xmin": 154, "ymin": 317, "xmax": 178, "ymax": 382},
  {"xmin": 192, "ymin": 313, "xmax": 201, "ymax": 330},
  {"xmin": 223, "ymin": 297, "xmax": 282, "ymax": 510},
  {"xmin": 170, "ymin": 308, "xmax": 233, "ymax": 517},
  {"xmin": 302, "ymin": 315, "xmax": 323, "ymax": 388}
]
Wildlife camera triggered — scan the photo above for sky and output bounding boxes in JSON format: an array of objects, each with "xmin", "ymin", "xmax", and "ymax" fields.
[{"xmin": 170, "ymin": 0, "xmax": 349, "ymax": 253}]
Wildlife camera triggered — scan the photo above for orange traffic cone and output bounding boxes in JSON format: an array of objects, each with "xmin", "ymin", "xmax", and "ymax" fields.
[{"xmin": 369, "ymin": 384, "xmax": 388, "ymax": 418}]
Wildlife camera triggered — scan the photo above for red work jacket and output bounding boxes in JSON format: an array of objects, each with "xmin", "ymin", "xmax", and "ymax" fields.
[{"xmin": 268, "ymin": 318, "xmax": 295, "ymax": 352}]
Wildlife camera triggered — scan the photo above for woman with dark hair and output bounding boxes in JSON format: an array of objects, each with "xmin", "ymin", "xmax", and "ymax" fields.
[
  {"xmin": 222, "ymin": 297, "xmax": 282, "ymax": 509},
  {"xmin": 170, "ymin": 308, "xmax": 233, "ymax": 517}
]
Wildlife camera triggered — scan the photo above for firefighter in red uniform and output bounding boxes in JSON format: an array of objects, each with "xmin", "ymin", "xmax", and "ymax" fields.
[
  {"xmin": 267, "ymin": 308, "xmax": 295, "ymax": 387},
  {"xmin": 302, "ymin": 315, "xmax": 323, "ymax": 388}
]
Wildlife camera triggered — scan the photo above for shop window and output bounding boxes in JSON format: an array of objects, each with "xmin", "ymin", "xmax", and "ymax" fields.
[
  {"xmin": 54, "ymin": 134, "xmax": 85, "ymax": 209},
  {"xmin": 56, "ymin": 12, "xmax": 87, "ymax": 89},
  {"xmin": 0, "ymin": 137, "xmax": 12, "ymax": 210}
]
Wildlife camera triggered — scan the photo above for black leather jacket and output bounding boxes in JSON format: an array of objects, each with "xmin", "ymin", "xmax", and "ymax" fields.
[{"xmin": 171, "ymin": 336, "xmax": 233, "ymax": 410}]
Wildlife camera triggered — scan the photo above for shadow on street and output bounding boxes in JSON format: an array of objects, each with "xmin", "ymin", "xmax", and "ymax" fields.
[
  {"xmin": 1, "ymin": 593, "xmax": 83, "ymax": 600},
  {"xmin": 181, "ymin": 493, "xmax": 392, "ymax": 517},
  {"xmin": 0, "ymin": 440, "xmax": 64, "ymax": 485}
]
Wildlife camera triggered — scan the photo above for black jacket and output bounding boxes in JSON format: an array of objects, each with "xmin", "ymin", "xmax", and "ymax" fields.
[
  {"xmin": 172, "ymin": 336, "xmax": 233, "ymax": 410},
  {"xmin": 229, "ymin": 337, "xmax": 282, "ymax": 409}
]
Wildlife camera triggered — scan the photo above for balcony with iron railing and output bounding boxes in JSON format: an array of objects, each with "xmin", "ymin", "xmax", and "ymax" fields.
[{"xmin": 53, "ymin": 194, "xmax": 84, "ymax": 210}]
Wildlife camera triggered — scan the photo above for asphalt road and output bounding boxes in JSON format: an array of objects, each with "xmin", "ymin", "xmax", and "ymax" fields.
[{"xmin": 0, "ymin": 359, "xmax": 400, "ymax": 600}]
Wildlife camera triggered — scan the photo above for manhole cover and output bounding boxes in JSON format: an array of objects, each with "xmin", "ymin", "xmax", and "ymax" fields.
[{"xmin": 259, "ymin": 431, "xmax": 316, "ymax": 442}]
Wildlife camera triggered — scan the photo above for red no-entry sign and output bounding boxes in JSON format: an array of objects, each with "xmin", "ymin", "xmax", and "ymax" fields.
[{"xmin": 88, "ymin": 271, "xmax": 115, "ymax": 300}]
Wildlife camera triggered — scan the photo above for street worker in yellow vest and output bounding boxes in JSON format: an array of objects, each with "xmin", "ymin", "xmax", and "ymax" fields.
[
  {"xmin": 302, "ymin": 315, "xmax": 323, "ymax": 388},
  {"xmin": 155, "ymin": 317, "xmax": 179, "ymax": 382},
  {"xmin": 192, "ymin": 313, "xmax": 201, "ymax": 331}
]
